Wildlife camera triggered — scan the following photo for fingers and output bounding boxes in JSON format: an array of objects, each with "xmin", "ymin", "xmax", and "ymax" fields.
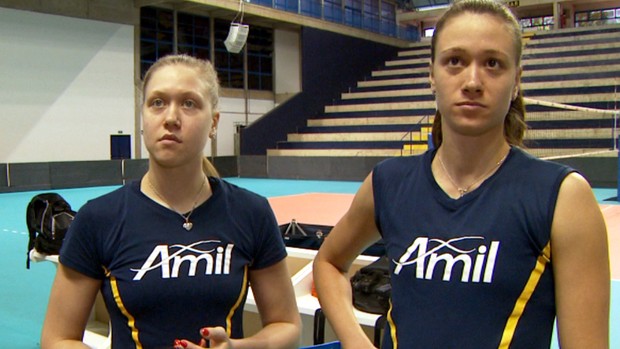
[
  {"xmin": 173, "ymin": 338, "xmax": 204, "ymax": 349},
  {"xmin": 173, "ymin": 326, "xmax": 231, "ymax": 349},
  {"xmin": 200, "ymin": 326, "xmax": 232, "ymax": 348},
  {"xmin": 173, "ymin": 339, "xmax": 188, "ymax": 348}
]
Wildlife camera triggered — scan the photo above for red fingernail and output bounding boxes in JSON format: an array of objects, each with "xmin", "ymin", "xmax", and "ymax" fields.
[
  {"xmin": 174, "ymin": 339, "xmax": 181, "ymax": 346},
  {"xmin": 201, "ymin": 327, "xmax": 210, "ymax": 336},
  {"xmin": 180, "ymin": 340, "xmax": 188, "ymax": 348}
]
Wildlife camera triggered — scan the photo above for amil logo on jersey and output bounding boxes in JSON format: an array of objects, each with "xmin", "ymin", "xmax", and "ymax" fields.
[
  {"xmin": 131, "ymin": 240, "xmax": 234, "ymax": 281},
  {"xmin": 393, "ymin": 236, "xmax": 500, "ymax": 283}
]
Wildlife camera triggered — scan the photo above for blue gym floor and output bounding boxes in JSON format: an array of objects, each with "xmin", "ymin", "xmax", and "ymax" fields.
[{"xmin": 0, "ymin": 178, "xmax": 617, "ymax": 348}]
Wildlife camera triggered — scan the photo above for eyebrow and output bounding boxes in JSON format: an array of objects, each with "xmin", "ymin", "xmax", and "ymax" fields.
[
  {"xmin": 146, "ymin": 90, "xmax": 203, "ymax": 99},
  {"xmin": 439, "ymin": 47, "xmax": 511, "ymax": 59}
]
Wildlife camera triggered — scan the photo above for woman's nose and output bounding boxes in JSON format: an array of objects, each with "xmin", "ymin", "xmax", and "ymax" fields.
[
  {"xmin": 462, "ymin": 65, "xmax": 483, "ymax": 93},
  {"xmin": 164, "ymin": 105, "xmax": 180, "ymax": 127}
]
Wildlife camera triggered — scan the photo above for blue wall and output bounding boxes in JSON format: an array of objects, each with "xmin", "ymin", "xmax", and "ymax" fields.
[{"xmin": 240, "ymin": 27, "xmax": 401, "ymax": 155}]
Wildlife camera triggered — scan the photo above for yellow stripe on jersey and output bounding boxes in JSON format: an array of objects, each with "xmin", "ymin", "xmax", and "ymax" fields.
[
  {"xmin": 499, "ymin": 242, "xmax": 552, "ymax": 348},
  {"xmin": 109, "ymin": 273, "xmax": 143, "ymax": 349},
  {"xmin": 387, "ymin": 300, "xmax": 397, "ymax": 348},
  {"xmin": 226, "ymin": 265, "xmax": 248, "ymax": 337}
]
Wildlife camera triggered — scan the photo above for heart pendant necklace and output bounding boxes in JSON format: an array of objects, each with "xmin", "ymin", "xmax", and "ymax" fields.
[
  {"xmin": 437, "ymin": 150, "xmax": 509, "ymax": 199},
  {"xmin": 147, "ymin": 175, "xmax": 207, "ymax": 231}
]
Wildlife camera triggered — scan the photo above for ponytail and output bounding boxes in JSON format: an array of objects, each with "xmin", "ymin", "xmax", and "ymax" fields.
[{"xmin": 202, "ymin": 157, "xmax": 220, "ymax": 178}]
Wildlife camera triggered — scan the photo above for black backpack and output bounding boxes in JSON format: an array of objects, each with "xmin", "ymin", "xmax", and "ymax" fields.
[
  {"xmin": 26, "ymin": 193, "xmax": 76, "ymax": 268},
  {"xmin": 350, "ymin": 255, "xmax": 392, "ymax": 315}
]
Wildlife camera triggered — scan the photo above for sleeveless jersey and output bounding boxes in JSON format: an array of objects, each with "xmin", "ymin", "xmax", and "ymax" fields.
[
  {"xmin": 59, "ymin": 177, "xmax": 286, "ymax": 348},
  {"xmin": 372, "ymin": 147, "xmax": 573, "ymax": 349}
]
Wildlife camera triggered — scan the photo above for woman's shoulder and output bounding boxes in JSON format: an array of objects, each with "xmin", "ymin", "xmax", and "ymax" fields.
[
  {"xmin": 510, "ymin": 147, "xmax": 574, "ymax": 175},
  {"xmin": 211, "ymin": 177, "xmax": 269, "ymax": 206},
  {"xmin": 78, "ymin": 182, "xmax": 140, "ymax": 215},
  {"xmin": 373, "ymin": 151, "xmax": 430, "ymax": 180}
]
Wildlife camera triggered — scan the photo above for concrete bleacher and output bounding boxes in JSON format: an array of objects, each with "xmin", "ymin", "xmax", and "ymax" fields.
[
  {"xmin": 268, "ymin": 24, "xmax": 620, "ymax": 158},
  {"xmin": 521, "ymin": 24, "xmax": 620, "ymax": 158}
]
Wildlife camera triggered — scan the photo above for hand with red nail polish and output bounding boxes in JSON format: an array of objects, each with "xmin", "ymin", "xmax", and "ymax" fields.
[
  {"xmin": 174, "ymin": 327, "xmax": 233, "ymax": 349},
  {"xmin": 200, "ymin": 326, "xmax": 233, "ymax": 348},
  {"xmin": 172, "ymin": 338, "xmax": 201, "ymax": 349}
]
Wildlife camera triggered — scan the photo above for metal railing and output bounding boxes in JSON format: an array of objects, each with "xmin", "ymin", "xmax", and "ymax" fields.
[
  {"xmin": 400, "ymin": 114, "xmax": 432, "ymax": 156},
  {"xmin": 249, "ymin": 0, "xmax": 420, "ymax": 41}
]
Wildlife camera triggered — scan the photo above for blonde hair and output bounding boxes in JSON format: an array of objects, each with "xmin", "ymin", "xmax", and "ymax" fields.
[
  {"xmin": 142, "ymin": 54, "xmax": 221, "ymax": 177},
  {"xmin": 430, "ymin": 0, "xmax": 527, "ymax": 148}
]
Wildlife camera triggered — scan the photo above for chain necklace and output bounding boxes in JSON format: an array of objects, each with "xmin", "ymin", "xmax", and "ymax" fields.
[
  {"xmin": 146, "ymin": 175, "xmax": 207, "ymax": 231},
  {"xmin": 437, "ymin": 150, "xmax": 509, "ymax": 199}
]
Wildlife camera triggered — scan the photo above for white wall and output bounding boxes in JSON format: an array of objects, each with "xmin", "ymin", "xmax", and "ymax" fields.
[
  {"xmin": 274, "ymin": 28, "xmax": 301, "ymax": 96},
  {"xmin": 0, "ymin": 7, "xmax": 134, "ymax": 163},
  {"xmin": 1, "ymin": 8, "xmax": 302, "ymax": 162}
]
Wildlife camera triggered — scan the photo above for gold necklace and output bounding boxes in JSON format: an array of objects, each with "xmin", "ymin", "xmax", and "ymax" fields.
[
  {"xmin": 146, "ymin": 175, "xmax": 207, "ymax": 231},
  {"xmin": 437, "ymin": 150, "xmax": 509, "ymax": 199}
]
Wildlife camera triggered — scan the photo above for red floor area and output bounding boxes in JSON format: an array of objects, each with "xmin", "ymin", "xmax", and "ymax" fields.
[
  {"xmin": 270, "ymin": 194, "xmax": 620, "ymax": 280},
  {"xmin": 268, "ymin": 193, "xmax": 354, "ymax": 226}
]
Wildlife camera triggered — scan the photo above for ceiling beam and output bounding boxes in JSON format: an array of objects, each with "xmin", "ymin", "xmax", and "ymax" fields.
[{"xmin": 136, "ymin": 0, "xmax": 412, "ymax": 47}]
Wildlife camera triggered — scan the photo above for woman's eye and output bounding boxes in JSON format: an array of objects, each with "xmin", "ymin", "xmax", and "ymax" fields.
[
  {"xmin": 151, "ymin": 99, "xmax": 164, "ymax": 107},
  {"xmin": 183, "ymin": 100, "xmax": 196, "ymax": 108},
  {"xmin": 448, "ymin": 57, "xmax": 460, "ymax": 66},
  {"xmin": 487, "ymin": 59, "xmax": 500, "ymax": 68}
]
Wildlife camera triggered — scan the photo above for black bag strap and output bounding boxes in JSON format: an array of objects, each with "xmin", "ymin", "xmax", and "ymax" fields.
[
  {"xmin": 313, "ymin": 308, "xmax": 326, "ymax": 344},
  {"xmin": 25, "ymin": 197, "xmax": 44, "ymax": 269},
  {"xmin": 374, "ymin": 314, "xmax": 387, "ymax": 347}
]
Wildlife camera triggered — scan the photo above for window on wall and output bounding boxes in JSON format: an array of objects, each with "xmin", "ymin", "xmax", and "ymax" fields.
[
  {"xmin": 519, "ymin": 15, "xmax": 554, "ymax": 32},
  {"xmin": 380, "ymin": 1, "xmax": 396, "ymax": 37},
  {"xmin": 575, "ymin": 7, "xmax": 620, "ymax": 27},
  {"xmin": 362, "ymin": 0, "xmax": 380, "ymax": 33},
  {"xmin": 213, "ymin": 19, "xmax": 274, "ymax": 90},
  {"xmin": 140, "ymin": 7, "xmax": 274, "ymax": 91},
  {"xmin": 344, "ymin": 0, "xmax": 363, "ymax": 28},
  {"xmin": 246, "ymin": 26, "xmax": 274, "ymax": 91},
  {"xmin": 274, "ymin": 0, "xmax": 299, "ymax": 13},
  {"xmin": 140, "ymin": 7, "xmax": 174, "ymax": 77},
  {"xmin": 177, "ymin": 12, "xmax": 210, "ymax": 61},
  {"xmin": 324, "ymin": 0, "xmax": 344, "ymax": 23},
  {"xmin": 301, "ymin": 0, "xmax": 323, "ymax": 18}
]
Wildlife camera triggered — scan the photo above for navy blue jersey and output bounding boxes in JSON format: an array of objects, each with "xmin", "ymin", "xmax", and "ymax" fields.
[
  {"xmin": 373, "ymin": 147, "xmax": 573, "ymax": 349},
  {"xmin": 60, "ymin": 177, "xmax": 287, "ymax": 349}
]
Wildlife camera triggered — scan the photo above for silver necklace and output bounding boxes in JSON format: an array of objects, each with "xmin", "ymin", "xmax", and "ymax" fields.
[
  {"xmin": 146, "ymin": 175, "xmax": 207, "ymax": 231},
  {"xmin": 437, "ymin": 150, "xmax": 509, "ymax": 199}
]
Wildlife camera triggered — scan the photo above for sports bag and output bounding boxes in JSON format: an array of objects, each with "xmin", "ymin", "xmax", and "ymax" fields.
[
  {"xmin": 280, "ymin": 219, "xmax": 386, "ymax": 256},
  {"xmin": 350, "ymin": 255, "xmax": 391, "ymax": 315},
  {"xmin": 26, "ymin": 193, "xmax": 76, "ymax": 268},
  {"xmin": 280, "ymin": 220, "xmax": 331, "ymax": 250}
]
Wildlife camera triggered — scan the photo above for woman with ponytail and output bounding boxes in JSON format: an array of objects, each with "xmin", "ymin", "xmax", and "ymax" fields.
[{"xmin": 314, "ymin": 1, "xmax": 609, "ymax": 348}]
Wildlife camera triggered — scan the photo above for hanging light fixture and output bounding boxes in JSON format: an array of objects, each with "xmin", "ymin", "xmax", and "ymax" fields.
[{"xmin": 225, "ymin": 0, "xmax": 250, "ymax": 53}]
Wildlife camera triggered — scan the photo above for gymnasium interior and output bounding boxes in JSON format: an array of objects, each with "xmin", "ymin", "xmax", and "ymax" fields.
[{"xmin": 0, "ymin": 0, "xmax": 618, "ymax": 347}]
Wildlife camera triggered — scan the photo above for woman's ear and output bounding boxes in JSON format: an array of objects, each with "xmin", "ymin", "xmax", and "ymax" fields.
[
  {"xmin": 212, "ymin": 112, "xmax": 220, "ymax": 128},
  {"xmin": 210, "ymin": 112, "xmax": 220, "ymax": 139},
  {"xmin": 513, "ymin": 66, "xmax": 522, "ymax": 100},
  {"xmin": 429, "ymin": 62, "xmax": 436, "ymax": 95}
]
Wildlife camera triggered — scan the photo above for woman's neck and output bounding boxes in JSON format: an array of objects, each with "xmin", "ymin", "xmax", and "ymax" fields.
[
  {"xmin": 433, "ymin": 137, "xmax": 511, "ymax": 199},
  {"xmin": 142, "ymin": 166, "xmax": 212, "ymax": 213}
]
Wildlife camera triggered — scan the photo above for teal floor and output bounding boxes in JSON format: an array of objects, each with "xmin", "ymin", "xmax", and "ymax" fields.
[{"xmin": 0, "ymin": 178, "xmax": 617, "ymax": 348}]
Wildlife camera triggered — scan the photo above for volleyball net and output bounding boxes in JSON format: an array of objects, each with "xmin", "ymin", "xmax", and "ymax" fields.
[{"xmin": 523, "ymin": 97, "xmax": 619, "ymax": 161}]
